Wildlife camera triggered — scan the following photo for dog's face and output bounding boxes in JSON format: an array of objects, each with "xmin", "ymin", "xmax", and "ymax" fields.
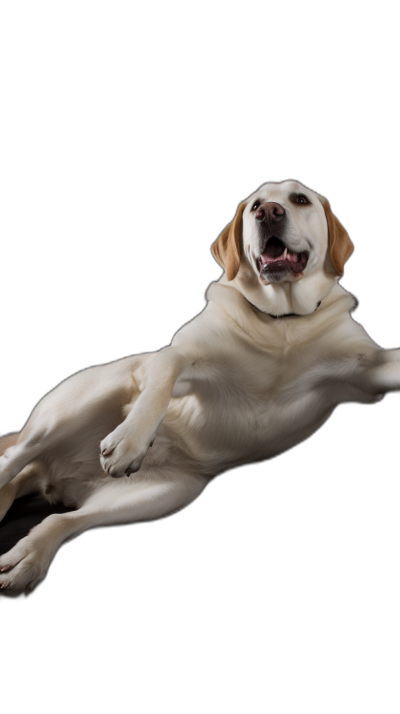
[
  {"xmin": 212, "ymin": 180, "xmax": 353, "ymax": 316},
  {"xmin": 212, "ymin": 181, "xmax": 353, "ymax": 285},
  {"xmin": 243, "ymin": 181, "xmax": 329, "ymax": 285}
]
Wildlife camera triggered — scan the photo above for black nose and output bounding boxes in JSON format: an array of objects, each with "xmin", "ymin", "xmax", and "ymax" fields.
[{"xmin": 255, "ymin": 202, "xmax": 286, "ymax": 224}]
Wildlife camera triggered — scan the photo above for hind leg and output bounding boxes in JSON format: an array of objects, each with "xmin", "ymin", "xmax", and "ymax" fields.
[
  {"xmin": 0, "ymin": 428, "xmax": 47, "ymax": 488},
  {"xmin": 0, "ymin": 356, "xmax": 142, "ymax": 489},
  {"xmin": 0, "ymin": 464, "xmax": 42, "ymax": 522},
  {"xmin": 0, "ymin": 470, "xmax": 209, "ymax": 594},
  {"xmin": 0, "ymin": 434, "xmax": 39, "ymax": 521},
  {"xmin": 0, "ymin": 432, "xmax": 19, "ymax": 456}
]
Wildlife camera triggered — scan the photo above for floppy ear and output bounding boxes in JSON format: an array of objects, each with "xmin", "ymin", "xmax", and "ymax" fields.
[
  {"xmin": 211, "ymin": 201, "xmax": 247, "ymax": 281},
  {"xmin": 320, "ymin": 197, "xmax": 354, "ymax": 276}
]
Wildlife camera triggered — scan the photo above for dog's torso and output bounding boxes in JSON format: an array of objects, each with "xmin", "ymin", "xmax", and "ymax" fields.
[
  {"xmin": 140, "ymin": 280, "xmax": 382, "ymax": 476},
  {"xmin": 8, "ymin": 278, "xmax": 381, "ymax": 510}
]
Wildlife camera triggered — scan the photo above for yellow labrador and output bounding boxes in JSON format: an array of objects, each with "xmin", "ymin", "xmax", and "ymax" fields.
[{"xmin": 0, "ymin": 179, "xmax": 395, "ymax": 593}]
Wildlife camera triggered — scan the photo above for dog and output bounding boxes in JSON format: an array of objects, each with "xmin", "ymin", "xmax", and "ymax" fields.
[{"xmin": 0, "ymin": 179, "xmax": 396, "ymax": 594}]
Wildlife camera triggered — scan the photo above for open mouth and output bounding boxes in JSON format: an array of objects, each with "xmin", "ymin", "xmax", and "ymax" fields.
[{"xmin": 257, "ymin": 236, "xmax": 309, "ymax": 281}]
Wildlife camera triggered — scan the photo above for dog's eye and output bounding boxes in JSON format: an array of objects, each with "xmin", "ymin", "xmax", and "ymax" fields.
[
  {"xmin": 294, "ymin": 194, "xmax": 309, "ymax": 205},
  {"xmin": 251, "ymin": 200, "xmax": 261, "ymax": 211}
]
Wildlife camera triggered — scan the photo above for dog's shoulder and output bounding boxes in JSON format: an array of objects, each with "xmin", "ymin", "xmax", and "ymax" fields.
[{"xmin": 170, "ymin": 281, "xmax": 360, "ymax": 373}]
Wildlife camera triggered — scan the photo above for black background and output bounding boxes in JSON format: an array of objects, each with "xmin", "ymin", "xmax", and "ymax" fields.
[{"xmin": 0, "ymin": 76, "xmax": 400, "ymax": 624}]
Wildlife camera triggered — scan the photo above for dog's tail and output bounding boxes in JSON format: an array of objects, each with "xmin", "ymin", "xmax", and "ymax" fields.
[{"xmin": 0, "ymin": 432, "xmax": 19, "ymax": 457}]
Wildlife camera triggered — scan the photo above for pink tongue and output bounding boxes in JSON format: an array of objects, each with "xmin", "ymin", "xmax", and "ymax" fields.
[
  {"xmin": 264, "ymin": 237, "xmax": 285, "ymax": 259},
  {"xmin": 260, "ymin": 245, "xmax": 284, "ymax": 265}
]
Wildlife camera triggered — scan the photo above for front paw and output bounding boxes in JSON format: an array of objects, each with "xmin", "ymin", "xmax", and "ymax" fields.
[{"xmin": 100, "ymin": 424, "xmax": 152, "ymax": 478}]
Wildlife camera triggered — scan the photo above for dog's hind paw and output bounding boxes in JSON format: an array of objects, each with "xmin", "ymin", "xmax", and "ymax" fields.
[{"xmin": 0, "ymin": 538, "xmax": 49, "ymax": 595}]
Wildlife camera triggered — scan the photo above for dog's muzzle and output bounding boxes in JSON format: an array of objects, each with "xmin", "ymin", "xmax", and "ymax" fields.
[{"xmin": 255, "ymin": 201, "xmax": 309, "ymax": 282}]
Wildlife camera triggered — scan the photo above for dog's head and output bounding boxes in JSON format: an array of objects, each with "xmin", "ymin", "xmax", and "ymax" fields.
[{"xmin": 212, "ymin": 180, "xmax": 353, "ymax": 316}]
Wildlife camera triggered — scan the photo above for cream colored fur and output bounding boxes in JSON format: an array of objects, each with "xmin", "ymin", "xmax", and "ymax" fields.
[{"xmin": 0, "ymin": 179, "xmax": 397, "ymax": 594}]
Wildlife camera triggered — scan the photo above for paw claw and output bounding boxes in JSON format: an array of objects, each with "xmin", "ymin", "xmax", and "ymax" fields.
[{"xmin": 101, "ymin": 447, "xmax": 114, "ymax": 456}]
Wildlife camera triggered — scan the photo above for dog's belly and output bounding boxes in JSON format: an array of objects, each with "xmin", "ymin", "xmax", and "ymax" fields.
[{"xmin": 159, "ymin": 381, "xmax": 334, "ymax": 474}]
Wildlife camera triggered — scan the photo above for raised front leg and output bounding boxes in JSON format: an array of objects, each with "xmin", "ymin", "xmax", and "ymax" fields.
[
  {"xmin": 356, "ymin": 348, "xmax": 400, "ymax": 395},
  {"xmin": 100, "ymin": 347, "xmax": 189, "ymax": 477}
]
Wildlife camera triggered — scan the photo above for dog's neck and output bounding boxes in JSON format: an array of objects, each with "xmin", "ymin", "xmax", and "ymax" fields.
[
  {"xmin": 243, "ymin": 296, "xmax": 322, "ymax": 320},
  {"xmin": 224, "ymin": 265, "xmax": 338, "ymax": 317},
  {"xmin": 207, "ymin": 279, "xmax": 356, "ymax": 339}
]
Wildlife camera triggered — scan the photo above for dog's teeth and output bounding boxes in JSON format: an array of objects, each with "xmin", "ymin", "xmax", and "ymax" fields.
[{"xmin": 283, "ymin": 248, "xmax": 288, "ymax": 259}]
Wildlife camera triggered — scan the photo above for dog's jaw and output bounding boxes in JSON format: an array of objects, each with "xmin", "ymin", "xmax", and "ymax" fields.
[
  {"xmin": 229, "ymin": 259, "xmax": 338, "ymax": 317},
  {"xmin": 257, "ymin": 236, "xmax": 309, "ymax": 284}
]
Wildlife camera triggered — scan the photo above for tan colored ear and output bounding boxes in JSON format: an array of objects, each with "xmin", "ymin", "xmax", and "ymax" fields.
[
  {"xmin": 211, "ymin": 201, "xmax": 247, "ymax": 281},
  {"xmin": 320, "ymin": 197, "xmax": 354, "ymax": 276}
]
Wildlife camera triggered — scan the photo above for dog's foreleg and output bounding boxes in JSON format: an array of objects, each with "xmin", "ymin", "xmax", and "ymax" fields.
[
  {"xmin": 101, "ymin": 347, "xmax": 189, "ymax": 477},
  {"xmin": 355, "ymin": 348, "xmax": 400, "ymax": 395}
]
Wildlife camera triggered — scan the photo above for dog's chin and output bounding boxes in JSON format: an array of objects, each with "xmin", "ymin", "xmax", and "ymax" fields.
[{"xmin": 258, "ymin": 262, "xmax": 304, "ymax": 284}]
